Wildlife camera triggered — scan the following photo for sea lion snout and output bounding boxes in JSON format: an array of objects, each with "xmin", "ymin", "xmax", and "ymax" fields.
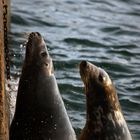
[
  {"xmin": 28, "ymin": 32, "xmax": 44, "ymax": 46},
  {"xmin": 26, "ymin": 32, "xmax": 46, "ymax": 58},
  {"xmin": 80, "ymin": 61, "xmax": 88, "ymax": 68},
  {"xmin": 79, "ymin": 61, "xmax": 88, "ymax": 85},
  {"xmin": 28, "ymin": 32, "xmax": 41, "ymax": 39},
  {"xmin": 79, "ymin": 61, "xmax": 97, "ymax": 82},
  {"xmin": 79, "ymin": 61, "xmax": 91, "ymax": 77},
  {"xmin": 26, "ymin": 32, "xmax": 49, "ymax": 58}
]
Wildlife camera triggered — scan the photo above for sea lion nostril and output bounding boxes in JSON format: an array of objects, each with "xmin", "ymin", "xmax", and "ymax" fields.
[
  {"xmin": 28, "ymin": 32, "xmax": 41, "ymax": 40},
  {"xmin": 81, "ymin": 61, "xmax": 88, "ymax": 68},
  {"xmin": 45, "ymin": 63, "xmax": 49, "ymax": 67},
  {"xmin": 98, "ymin": 74, "xmax": 104, "ymax": 82},
  {"xmin": 28, "ymin": 32, "xmax": 36, "ymax": 40}
]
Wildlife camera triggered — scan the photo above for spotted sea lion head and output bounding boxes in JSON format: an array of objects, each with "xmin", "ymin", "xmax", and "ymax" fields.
[
  {"xmin": 79, "ymin": 61, "xmax": 132, "ymax": 140},
  {"xmin": 25, "ymin": 32, "xmax": 53, "ymax": 76},
  {"xmin": 80, "ymin": 61, "xmax": 112, "ymax": 92},
  {"xmin": 79, "ymin": 61, "xmax": 119, "ymax": 110}
]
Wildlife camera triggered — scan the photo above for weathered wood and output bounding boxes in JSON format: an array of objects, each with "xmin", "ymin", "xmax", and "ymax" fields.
[{"xmin": 0, "ymin": 0, "xmax": 10, "ymax": 139}]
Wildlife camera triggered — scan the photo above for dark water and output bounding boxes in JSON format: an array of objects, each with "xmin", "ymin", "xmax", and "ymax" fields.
[{"xmin": 9, "ymin": 0, "xmax": 140, "ymax": 139}]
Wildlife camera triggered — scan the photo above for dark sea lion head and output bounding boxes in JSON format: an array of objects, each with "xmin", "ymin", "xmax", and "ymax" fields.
[
  {"xmin": 25, "ymin": 32, "xmax": 53, "ymax": 76},
  {"xmin": 79, "ymin": 60, "xmax": 119, "ymax": 111},
  {"xmin": 79, "ymin": 61, "xmax": 132, "ymax": 140}
]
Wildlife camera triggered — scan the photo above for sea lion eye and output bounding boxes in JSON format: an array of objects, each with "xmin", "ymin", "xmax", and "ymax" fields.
[
  {"xmin": 41, "ymin": 52, "xmax": 48, "ymax": 57},
  {"xmin": 98, "ymin": 74, "xmax": 103, "ymax": 82},
  {"xmin": 98, "ymin": 69, "xmax": 107, "ymax": 83},
  {"xmin": 45, "ymin": 63, "xmax": 49, "ymax": 67}
]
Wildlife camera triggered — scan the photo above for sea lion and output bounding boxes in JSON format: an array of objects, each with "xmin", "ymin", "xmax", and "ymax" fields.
[
  {"xmin": 10, "ymin": 32, "xmax": 76, "ymax": 140},
  {"xmin": 78, "ymin": 61, "xmax": 132, "ymax": 140}
]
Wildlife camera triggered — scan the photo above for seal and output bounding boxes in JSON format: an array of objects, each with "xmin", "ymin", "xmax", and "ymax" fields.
[
  {"xmin": 10, "ymin": 32, "xmax": 76, "ymax": 140},
  {"xmin": 78, "ymin": 61, "xmax": 132, "ymax": 140}
]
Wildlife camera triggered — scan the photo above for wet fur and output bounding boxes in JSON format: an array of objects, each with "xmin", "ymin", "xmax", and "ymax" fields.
[{"xmin": 79, "ymin": 61, "xmax": 132, "ymax": 140}]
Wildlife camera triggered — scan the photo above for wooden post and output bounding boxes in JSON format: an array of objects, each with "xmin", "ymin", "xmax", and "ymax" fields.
[{"xmin": 0, "ymin": 0, "xmax": 10, "ymax": 139}]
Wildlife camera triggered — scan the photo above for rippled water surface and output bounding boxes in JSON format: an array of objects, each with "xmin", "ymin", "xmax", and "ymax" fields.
[{"xmin": 10, "ymin": 0, "xmax": 140, "ymax": 139}]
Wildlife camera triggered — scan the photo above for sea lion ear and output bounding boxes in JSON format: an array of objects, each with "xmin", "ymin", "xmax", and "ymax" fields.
[{"xmin": 98, "ymin": 72, "xmax": 105, "ymax": 83}]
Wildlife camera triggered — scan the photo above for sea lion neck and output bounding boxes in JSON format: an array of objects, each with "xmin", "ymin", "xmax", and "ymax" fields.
[{"xmin": 85, "ymin": 86, "xmax": 121, "ymax": 123}]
